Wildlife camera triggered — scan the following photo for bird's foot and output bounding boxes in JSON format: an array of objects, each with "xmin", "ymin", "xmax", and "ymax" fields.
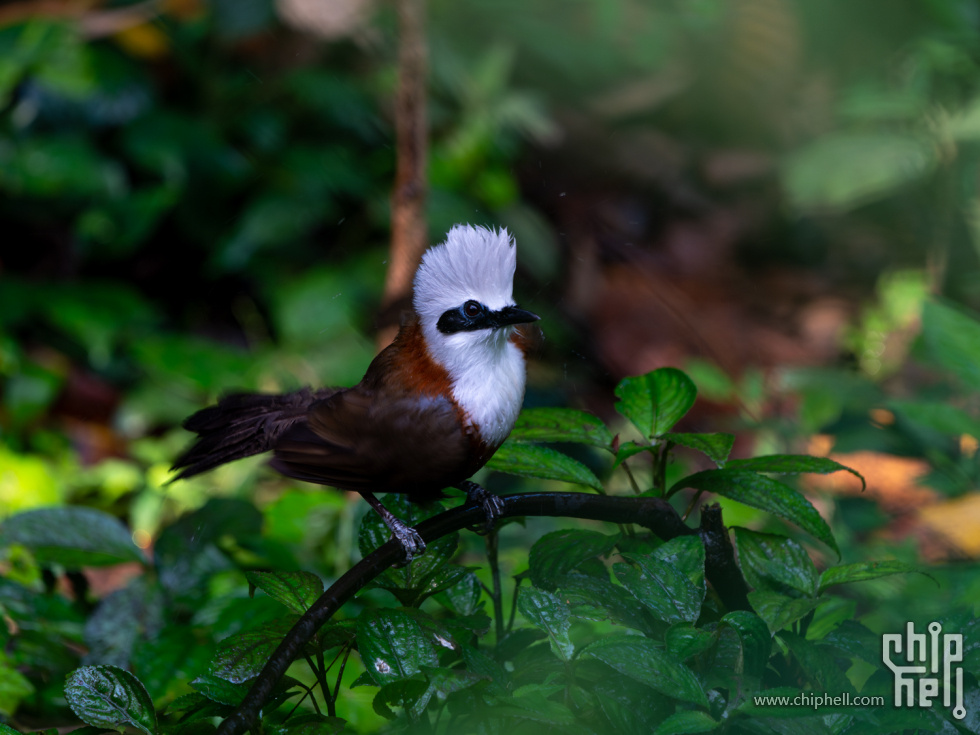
[
  {"xmin": 360, "ymin": 490, "xmax": 426, "ymax": 565},
  {"xmin": 458, "ymin": 481, "xmax": 504, "ymax": 534},
  {"xmin": 389, "ymin": 519, "xmax": 426, "ymax": 566}
]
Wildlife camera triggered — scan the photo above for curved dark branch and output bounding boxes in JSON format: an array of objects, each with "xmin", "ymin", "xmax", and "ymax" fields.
[{"xmin": 216, "ymin": 491, "xmax": 749, "ymax": 735}]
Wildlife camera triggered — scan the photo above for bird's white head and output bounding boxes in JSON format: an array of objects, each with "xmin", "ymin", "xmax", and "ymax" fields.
[{"xmin": 413, "ymin": 224, "xmax": 539, "ymax": 443}]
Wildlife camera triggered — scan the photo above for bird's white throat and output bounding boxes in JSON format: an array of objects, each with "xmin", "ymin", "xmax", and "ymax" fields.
[{"xmin": 429, "ymin": 327, "xmax": 526, "ymax": 447}]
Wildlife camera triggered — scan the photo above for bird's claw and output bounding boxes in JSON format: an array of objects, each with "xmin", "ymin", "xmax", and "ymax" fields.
[
  {"xmin": 460, "ymin": 481, "xmax": 504, "ymax": 534},
  {"xmin": 391, "ymin": 524, "xmax": 426, "ymax": 566}
]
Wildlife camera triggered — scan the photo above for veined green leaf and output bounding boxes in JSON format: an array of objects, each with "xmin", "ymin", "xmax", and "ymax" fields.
[
  {"xmin": 725, "ymin": 454, "xmax": 865, "ymax": 491},
  {"xmin": 718, "ymin": 611, "xmax": 772, "ymax": 680},
  {"xmin": 748, "ymin": 590, "xmax": 821, "ymax": 634},
  {"xmin": 615, "ymin": 368, "xmax": 697, "ymax": 438},
  {"xmin": 518, "ymin": 588, "xmax": 574, "ymax": 661},
  {"xmin": 65, "ymin": 665, "xmax": 157, "ymax": 735},
  {"xmin": 663, "ymin": 432, "xmax": 735, "ymax": 467},
  {"xmin": 357, "ymin": 609, "xmax": 438, "ymax": 687},
  {"xmin": 245, "ymin": 570, "xmax": 323, "ymax": 615},
  {"xmin": 818, "ymin": 560, "xmax": 924, "ymax": 594},
  {"xmin": 671, "ymin": 469, "xmax": 838, "ymax": 554},
  {"xmin": 581, "ymin": 635, "xmax": 708, "ymax": 707},
  {"xmin": 487, "ymin": 443, "xmax": 603, "ymax": 491},
  {"xmin": 209, "ymin": 617, "xmax": 300, "ymax": 683},
  {"xmin": 509, "ymin": 407, "xmax": 614, "ymax": 449},
  {"xmin": 615, "ymin": 553, "xmax": 702, "ymax": 625},
  {"xmin": 528, "ymin": 529, "xmax": 618, "ymax": 590},
  {"xmin": 0, "ymin": 506, "xmax": 144, "ymax": 567},
  {"xmin": 734, "ymin": 528, "xmax": 819, "ymax": 597}
]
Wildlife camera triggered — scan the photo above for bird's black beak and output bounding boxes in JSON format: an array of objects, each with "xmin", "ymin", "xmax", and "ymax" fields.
[{"xmin": 492, "ymin": 305, "xmax": 541, "ymax": 328}]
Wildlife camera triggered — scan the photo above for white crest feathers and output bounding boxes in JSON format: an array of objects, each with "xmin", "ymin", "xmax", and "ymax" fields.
[
  {"xmin": 412, "ymin": 224, "xmax": 517, "ymax": 322},
  {"xmin": 411, "ymin": 224, "xmax": 527, "ymax": 447}
]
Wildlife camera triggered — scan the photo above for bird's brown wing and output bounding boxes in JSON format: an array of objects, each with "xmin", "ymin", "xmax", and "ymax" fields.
[
  {"xmin": 171, "ymin": 387, "xmax": 339, "ymax": 480},
  {"xmin": 270, "ymin": 383, "xmax": 477, "ymax": 499}
]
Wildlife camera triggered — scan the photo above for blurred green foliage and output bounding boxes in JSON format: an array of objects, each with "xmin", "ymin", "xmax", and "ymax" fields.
[{"xmin": 3, "ymin": 0, "xmax": 980, "ymax": 731}]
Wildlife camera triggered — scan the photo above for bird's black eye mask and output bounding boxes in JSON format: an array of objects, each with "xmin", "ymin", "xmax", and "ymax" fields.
[{"xmin": 437, "ymin": 300, "xmax": 540, "ymax": 334}]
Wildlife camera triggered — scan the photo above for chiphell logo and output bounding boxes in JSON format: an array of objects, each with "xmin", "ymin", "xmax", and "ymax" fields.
[{"xmin": 882, "ymin": 622, "xmax": 965, "ymax": 720}]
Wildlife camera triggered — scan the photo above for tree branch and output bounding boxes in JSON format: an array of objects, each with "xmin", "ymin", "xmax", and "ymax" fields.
[
  {"xmin": 378, "ymin": 0, "xmax": 428, "ymax": 347},
  {"xmin": 215, "ymin": 491, "xmax": 750, "ymax": 735}
]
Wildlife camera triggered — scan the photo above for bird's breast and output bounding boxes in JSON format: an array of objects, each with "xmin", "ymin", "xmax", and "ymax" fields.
[{"xmin": 449, "ymin": 339, "xmax": 527, "ymax": 448}]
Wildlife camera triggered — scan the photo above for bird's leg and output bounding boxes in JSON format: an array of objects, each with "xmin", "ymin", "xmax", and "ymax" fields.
[
  {"xmin": 359, "ymin": 491, "xmax": 426, "ymax": 563},
  {"xmin": 456, "ymin": 480, "xmax": 505, "ymax": 534}
]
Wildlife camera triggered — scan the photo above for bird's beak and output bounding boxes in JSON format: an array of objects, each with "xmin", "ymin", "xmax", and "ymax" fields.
[{"xmin": 493, "ymin": 305, "xmax": 541, "ymax": 328}]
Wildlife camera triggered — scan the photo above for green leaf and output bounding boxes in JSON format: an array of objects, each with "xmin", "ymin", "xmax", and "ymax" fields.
[
  {"xmin": 509, "ymin": 407, "xmax": 615, "ymax": 449},
  {"xmin": 616, "ymin": 538, "xmax": 705, "ymax": 625},
  {"xmin": 357, "ymin": 609, "xmax": 438, "ymax": 686},
  {"xmin": 818, "ymin": 560, "xmax": 923, "ymax": 593},
  {"xmin": 654, "ymin": 710, "xmax": 720, "ymax": 735},
  {"xmin": 209, "ymin": 617, "xmax": 300, "ymax": 683},
  {"xmin": 889, "ymin": 399, "xmax": 980, "ymax": 438},
  {"xmin": 613, "ymin": 441, "xmax": 656, "ymax": 468},
  {"xmin": 486, "ymin": 443, "xmax": 603, "ymax": 491},
  {"xmin": 662, "ymin": 432, "xmax": 735, "ymax": 467},
  {"xmin": 652, "ymin": 535, "xmax": 707, "ymax": 589},
  {"xmin": 671, "ymin": 470, "xmax": 839, "ymax": 554},
  {"xmin": 922, "ymin": 300, "xmax": 980, "ymax": 387},
  {"xmin": 779, "ymin": 631, "xmax": 855, "ymax": 695},
  {"xmin": 783, "ymin": 131, "xmax": 937, "ymax": 212},
  {"xmin": 190, "ymin": 674, "xmax": 252, "ymax": 706},
  {"xmin": 65, "ymin": 665, "xmax": 157, "ymax": 735},
  {"xmin": 725, "ymin": 454, "xmax": 865, "ymax": 491},
  {"xmin": 559, "ymin": 574, "xmax": 654, "ymax": 633},
  {"xmin": 372, "ymin": 676, "xmax": 429, "ymax": 720},
  {"xmin": 245, "ymin": 571, "xmax": 323, "ymax": 615},
  {"xmin": 518, "ymin": 587, "xmax": 574, "ymax": 661},
  {"xmin": 665, "ymin": 624, "xmax": 715, "ymax": 661},
  {"xmin": 718, "ymin": 611, "xmax": 772, "ymax": 681},
  {"xmin": 420, "ymin": 665, "xmax": 486, "ymax": 703},
  {"xmin": 0, "ymin": 651, "xmax": 35, "ymax": 718},
  {"xmin": 528, "ymin": 529, "xmax": 618, "ymax": 590},
  {"xmin": 615, "ymin": 368, "xmax": 697, "ymax": 438},
  {"xmin": 581, "ymin": 635, "xmax": 708, "ymax": 706},
  {"xmin": 84, "ymin": 577, "xmax": 164, "ymax": 669},
  {"xmin": 482, "ymin": 689, "xmax": 578, "ymax": 725},
  {"xmin": 821, "ymin": 620, "xmax": 888, "ymax": 664},
  {"xmin": 747, "ymin": 590, "xmax": 821, "ymax": 634},
  {"xmin": 734, "ymin": 529, "xmax": 819, "ymax": 597},
  {"xmin": 274, "ymin": 713, "xmax": 346, "ymax": 734},
  {"xmin": 436, "ymin": 572, "xmax": 483, "ymax": 616},
  {"xmin": 0, "ymin": 506, "xmax": 144, "ymax": 567}
]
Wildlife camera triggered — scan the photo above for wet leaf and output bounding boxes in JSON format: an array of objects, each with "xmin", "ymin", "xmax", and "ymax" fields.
[
  {"xmin": 0, "ymin": 506, "xmax": 143, "ymax": 567},
  {"xmin": 487, "ymin": 443, "xmax": 603, "ymax": 491},
  {"xmin": 245, "ymin": 570, "xmax": 323, "ymax": 615},
  {"xmin": 518, "ymin": 587, "xmax": 574, "ymax": 661},
  {"xmin": 65, "ymin": 665, "xmax": 157, "ymax": 735},
  {"xmin": 581, "ymin": 635, "xmax": 707, "ymax": 706}
]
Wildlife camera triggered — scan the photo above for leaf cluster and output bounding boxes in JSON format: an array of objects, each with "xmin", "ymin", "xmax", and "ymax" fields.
[{"xmin": 5, "ymin": 368, "xmax": 976, "ymax": 734}]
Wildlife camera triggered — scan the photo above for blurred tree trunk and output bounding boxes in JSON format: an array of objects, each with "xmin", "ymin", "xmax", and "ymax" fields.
[{"xmin": 378, "ymin": 0, "xmax": 428, "ymax": 348}]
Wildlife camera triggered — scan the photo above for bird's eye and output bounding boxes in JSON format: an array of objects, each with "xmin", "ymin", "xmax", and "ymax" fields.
[{"xmin": 463, "ymin": 300, "xmax": 482, "ymax": 318}]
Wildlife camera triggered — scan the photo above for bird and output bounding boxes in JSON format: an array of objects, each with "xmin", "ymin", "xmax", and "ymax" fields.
[{"xmin": 171, "ymin": 224, "xmax": 539, "ymax": 560}]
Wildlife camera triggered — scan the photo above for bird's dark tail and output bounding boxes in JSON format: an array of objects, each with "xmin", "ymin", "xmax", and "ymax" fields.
[{"xmin": 170, "ymin": 388, "xmax": 336, "ymax": 480}]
